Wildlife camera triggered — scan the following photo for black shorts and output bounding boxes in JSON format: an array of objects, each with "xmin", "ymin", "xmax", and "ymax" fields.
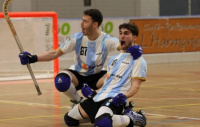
[
  {"xmin": 67, "ymin": 69, "xmax": 107, "ymax": 90},
  {"xmin": 80, "ymin": 98, "xmax": 124, "ymax": 123}
]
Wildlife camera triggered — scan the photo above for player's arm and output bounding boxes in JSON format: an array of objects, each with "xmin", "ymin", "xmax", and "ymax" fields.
[
  {"xmin": 37, "ymin": 48, "xmax": 64, "ymax": 61},
  {"xmin": 124, "ymin": 56, "xmax": 147, "ymax": 98},
  {"xmin": 19, "ymin": 35, "xmax": 74, "ymax": 65},
  {"xmin": 19, "ymin": 48, "xmax": 64, "ymax": 65},
  {"xmin": 124, "ymin": 78, "xmax": 142, "ymax": 98}
]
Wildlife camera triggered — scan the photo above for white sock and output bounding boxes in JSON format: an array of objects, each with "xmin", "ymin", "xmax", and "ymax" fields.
[
  {"xmin": 95, "ymin": 106, "xmax": 113, "ymax": 118},
  {"xmin": 63, "ymin": 82, "xmax": 81, "ymax": 102},
  {"xmin": 68, "ymin": 104, "xmax": 83, "ymax": 120}
]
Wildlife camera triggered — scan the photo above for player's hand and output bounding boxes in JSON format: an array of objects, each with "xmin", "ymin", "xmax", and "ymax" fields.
[
  {"xmin": 19, "ymin": 51, "xmax": 38, "ymax": 65},
  {"xmin": 112, "ymin": 93, "xmax": 127, "ymax": 106},
  {"xmin": 81, "ymin": 83, "xmax": 97, "ymax": 98},
  {"xmin": 126, "ymin": 45, "xmax": 143, "ymax": 60}
]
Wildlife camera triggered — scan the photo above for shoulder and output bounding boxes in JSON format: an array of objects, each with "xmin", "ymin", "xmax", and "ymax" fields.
[
  {"xmin": 110, "ymin": 54, "xmax": 119, "ymax": 59},
  {"xmin": 109, "ymin": 53, "xmax": 122, "ymax": 62},
  {"xmin": 133, "ymin": 56, "xmax": 147, "ymax": 69},
  {"xmin": 101, "ymin": 32, "xmax": 118, "ymax": 41},
  {"xmin": 103, "ymin": 33, "xmax": 119, "ymax": 46},
  {"xmin": 135, "ymin": 56, "xmax": 146, "ymax": 63},
  {"xmin": 108, "ymin": 53, "xmax": 119, "ymax": 60},
  {"xmin": 70, "ymin": 32, "xmax": 83, "ymax": 39}
]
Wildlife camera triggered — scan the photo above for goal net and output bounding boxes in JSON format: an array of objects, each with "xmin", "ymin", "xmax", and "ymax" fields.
[{"xmin": 0, "ymin": 12, "xmax": 59, "ymax": 81}]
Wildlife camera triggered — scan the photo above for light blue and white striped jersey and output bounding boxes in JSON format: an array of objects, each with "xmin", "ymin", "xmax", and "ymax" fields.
[
  {"xmin": 93, "ymin": 53, "xmax": 147, "ymax": 102},
  {"xmin": 59, "ymin": 31, "xmax": 120, "ymax": 75}
]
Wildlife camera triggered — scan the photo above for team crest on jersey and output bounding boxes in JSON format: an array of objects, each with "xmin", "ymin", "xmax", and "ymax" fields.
[
  {"xmin": 111, "ymin": 59, "xmax": 118, "ymax": 66},
  {"xmin": 81, "ymin": 63, "xmax": 88, "ymax": 70}
]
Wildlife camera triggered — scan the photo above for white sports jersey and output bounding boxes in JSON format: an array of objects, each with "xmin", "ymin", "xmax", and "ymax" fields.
[
  {"xmin": 93, "ymin": 53, "xmax": 147, "ymax": 102},
  {"xmin": 59, "ymin": 31, "xmax": 119, "ymax": 75}
]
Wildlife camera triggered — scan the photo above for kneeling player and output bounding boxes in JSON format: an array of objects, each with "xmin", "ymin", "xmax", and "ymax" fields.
[
  {"xmin": 65, "ymin": 88, "xmax": 146, "ymax": 127},
  {"xmin": 64, "ymin": 23, "xmax": 147, "ymax": 126}
]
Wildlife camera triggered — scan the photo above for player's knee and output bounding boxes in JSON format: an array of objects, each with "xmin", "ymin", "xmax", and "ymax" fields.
[
  {"xmin": 54, "ymin": 72, "xmax": 71, "ymax": 92},
  {"xmin": 64, "ymin": 113, "xmax": 79, "ymax": 126},
  {"xmin": 94, "ymin": 113, "xmax": 112, "ymax": 127}
]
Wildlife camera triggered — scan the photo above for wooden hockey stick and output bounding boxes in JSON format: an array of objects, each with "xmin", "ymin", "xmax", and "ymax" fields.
[{"xmin": 3, "ymin": 0, "xmax": 42, "ymax": 95}]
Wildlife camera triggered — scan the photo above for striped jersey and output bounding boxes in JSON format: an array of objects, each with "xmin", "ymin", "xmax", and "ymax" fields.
[
  {"xmin": 93, "ymin": 53, "xmax": 147, "ymax": 102},
  {"xmin": 59, "ymin": 31, "xmax": 120, "ymax": 75}
]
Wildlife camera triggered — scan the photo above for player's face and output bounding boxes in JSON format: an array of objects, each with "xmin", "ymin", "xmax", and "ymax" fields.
[
  {"xmin": 81, "ymin": 15, "xmax": 94, "ymax": 35},
  {"xmin": 119, "ymin": 28, "xmax": 137, "ymax": 50}
]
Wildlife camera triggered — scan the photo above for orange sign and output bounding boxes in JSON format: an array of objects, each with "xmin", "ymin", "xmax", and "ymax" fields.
[{"xmin": 130, "ymin": 17, "xmax": 200, "ymax": 53}]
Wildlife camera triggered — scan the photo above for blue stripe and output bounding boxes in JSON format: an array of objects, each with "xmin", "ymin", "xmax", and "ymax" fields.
[
  {"xmin": 108, "ymin": 54, "xmax": 118, "ymax": 67},
  {"xmin": 94, "ymin": 73, "xmax": 115, "ymax": 101},
  {"xmin": 140, "ymin": 57, "xmax": 147, "ymax": 78},
  {"xmin": 96, "ymin": 54, "xmax": 130, "ymax": 100},
  {"xmin": 59, "ymin": 37, "xmax": 70, "ymax": 49},
  {"xmin": 101, "ymin": 35, "xmax": 108, "ymax": 67},
  {"xmin": 109, "ymin": 36, "xmax": 119, "ymax": 42},
  {"xmin": 85, "ymin": 41, "xmax": 96, "ymax": 74},
  {"xmin": 106, "ymin": 55, "xmax": 134, "ymax": 98},
  {"xmin": 94, "ymin": 54, "xmax": 120, "ymax": 101},
  {"xmin": 74, "ymin": 32, "xmax": 83, "ymax": 72}
]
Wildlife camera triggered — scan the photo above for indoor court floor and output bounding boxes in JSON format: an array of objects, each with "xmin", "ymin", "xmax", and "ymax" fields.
[{"xmin": 0, "ymin": 61, "xmax": 200, "ymax": 127}]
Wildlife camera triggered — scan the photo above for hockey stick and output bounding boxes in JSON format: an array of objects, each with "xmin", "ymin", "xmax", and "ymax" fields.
[{"xmin": 3, "ymin": 0, "xmax": 42, "ymax": 95}]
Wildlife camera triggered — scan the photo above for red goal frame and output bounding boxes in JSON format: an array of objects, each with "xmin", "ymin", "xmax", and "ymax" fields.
[{"xmin": 0, "ymin": 11, "xmax": 59, "ymax": 77}]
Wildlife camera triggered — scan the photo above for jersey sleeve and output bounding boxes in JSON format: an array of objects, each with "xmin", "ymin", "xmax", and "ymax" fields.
[
  {"xmin": 59, "ymin": 33, "xmax": 76, "ymax": 54},
  {"xmin": 105, "ymin": 36, "xmax": 120, "ymax": 53},
  {"xmin": 131, "ymin": 57, "xmax": 147, "ymax": 81}
]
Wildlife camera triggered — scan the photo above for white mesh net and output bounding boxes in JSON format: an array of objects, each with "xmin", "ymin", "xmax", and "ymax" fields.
[{"xmin": 0, "ymin": 17, "xmax": 54, "ymax": 81}]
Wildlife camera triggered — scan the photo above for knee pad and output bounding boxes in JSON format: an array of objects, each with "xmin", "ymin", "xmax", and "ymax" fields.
[
  {"xmin": 55, "ymin": 72, "xmax": 71, "ymax": 92},
  {"xmin": 64, "ymin": 113, "xmax": 79, "ymax": 126},
  {"xmin": 94, "ymin": 113, "xmax": 112, "ymax": 127}
]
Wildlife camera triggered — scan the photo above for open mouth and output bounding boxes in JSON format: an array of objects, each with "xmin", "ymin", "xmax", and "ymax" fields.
[{"xmin": 121, "ymin": 41, "xmax": 125, "ymax": 45}]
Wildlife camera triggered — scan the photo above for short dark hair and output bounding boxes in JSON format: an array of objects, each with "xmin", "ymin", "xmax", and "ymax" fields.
[
  {"xmin": 83, "ymin": 9, "xmax": 103, "ymax": 27},
  {"xmin": 119, "ymin": 23, "xmax": 139, "ymax": 36}
]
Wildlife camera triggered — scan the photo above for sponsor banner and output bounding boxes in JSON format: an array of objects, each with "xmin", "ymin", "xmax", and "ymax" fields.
[
  {"xmin": 58, "ymin": 18, "xmax": 129, "ymax": 45},
  {"xmin": 130, "ymin": 18, "xmax": 200, "ymax": 53},
  {"xmin": 56, "ymin": 17, "xmax": 200, "ymax": 54}
]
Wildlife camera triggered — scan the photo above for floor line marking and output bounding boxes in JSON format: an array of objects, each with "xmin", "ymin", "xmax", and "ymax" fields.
[
  {"xmin": 133, "ymin": 97, "xmax": 200, "ymax": 100},
  {"xmin": 148, "ymin": 119, "xmax": 198, "ymax": 124},
  {"xmin": 0, "ymin": 90, "xmax": 54, "ymax": 96},
  {"xmin": 0, "ymin": 99, "xmax": 71, "ymax": 109},
  {"xmin": 0, "ymin": 114, "xmax": 64, "ymax": 121},
  {"xmin": 144, "ymin": 80, "xmax": 200, "ymax": 86},
  {"xmin": 1, "ymin": 99, "xmax": 199, "ymax": 111},
  {"xmin": 0, "ymin": 112, "xmax": 199, "ymax": 124},
  {"xmin": 142, "ymin": 85, "xmax": 200, "ymax": 91},
  {"xmin": 135, "ymin": 103, "xmax": 200, "ymax": 110},
  {"xmin": 147, "ymin": 113, "xmax": 200, "ymax": 121}
]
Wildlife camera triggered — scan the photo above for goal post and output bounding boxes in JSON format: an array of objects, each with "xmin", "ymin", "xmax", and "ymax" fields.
[{"xmin": 0, "ymin": 11, "xmax": 59, "ymax": 81}]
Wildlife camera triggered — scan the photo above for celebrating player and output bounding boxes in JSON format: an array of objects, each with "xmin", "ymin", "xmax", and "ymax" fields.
[
  {"xmin": 64, "ymin": 23, "xmax": 147, "ymax": 127},
  {"xmin": 18, "ymin": 9, "xmax": 142, "ymax": 107}
]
